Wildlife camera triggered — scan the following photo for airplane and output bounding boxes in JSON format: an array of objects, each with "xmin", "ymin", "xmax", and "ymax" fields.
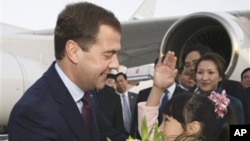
[
  {"xmin": 129, "ymin": 0, "xmax": 156, "ymax": 20},
  {"xmin": 0, "ymin": 0, "xmax": 250, "ymax": 138},
  {"xmin": 125, "ymin": 10, "xmax": 250, "ymax": 92},
  {"xmin": 0, "ymin": 0, "xmax": 157, "ymax": 137}
]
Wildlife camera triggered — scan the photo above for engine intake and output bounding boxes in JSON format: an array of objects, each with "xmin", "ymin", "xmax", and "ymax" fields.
[{"xmin": 160, "ymin": 11, "xmax": 250, "ymax": 81}]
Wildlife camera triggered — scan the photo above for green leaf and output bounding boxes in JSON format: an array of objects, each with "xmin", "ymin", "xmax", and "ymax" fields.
[
  {"xmin": 135, "ymin": 116, "xmax": 166, "ymax": 141},
  {"xmin": 126, "ymin": 136, "xmax": 134, "ymax": 141},
  {"xmin": 106, "ymin": 137, "xmax": 111, "ymax": 141},
  {"xmin": 141, "ymin": 116, "xmax": 149, "ymax": 141},
  {"xmin": 153, "ymin": 123, "xmax": 165, "ymax": 141}
]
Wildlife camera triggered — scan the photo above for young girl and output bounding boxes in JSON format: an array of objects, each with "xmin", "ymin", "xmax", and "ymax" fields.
[{"xmin": 137, "ymin": 51, "xmax": 233, "ymax": 141}]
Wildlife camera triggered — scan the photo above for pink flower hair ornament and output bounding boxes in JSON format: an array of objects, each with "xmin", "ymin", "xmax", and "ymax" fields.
[{"xmin": 208, "ymin": 90, "xmax": 230, "ymax": 118}]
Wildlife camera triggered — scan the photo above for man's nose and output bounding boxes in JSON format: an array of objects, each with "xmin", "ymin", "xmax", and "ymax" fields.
[{"xmin": 109, "ymin": 55, "xmax": 119, "ymax": 70}]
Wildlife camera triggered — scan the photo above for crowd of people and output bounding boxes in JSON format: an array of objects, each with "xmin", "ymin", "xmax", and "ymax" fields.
[{"xmin": 6, "ymin": 1, "xmax": 250, "ymax": 141}]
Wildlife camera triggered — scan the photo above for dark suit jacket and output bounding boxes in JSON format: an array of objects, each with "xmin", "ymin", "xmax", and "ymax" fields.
[
  {"xmin": 7, "ymin": 62, "xmax": 127, "ymax": 141},
  {"xmin": 245, "ymin": 87, "xmax": 250, "ymax": 120},
  {"xmin": 128, "ymin": 91, "xmax": 138, "ymax": 119},
  {"xmin": 97, "ymin": 85, "xmax": 126, "ymax": 133},
  {"xmin": 221, "ymin": 80, "xmax": 249, "ymax": 124},
  {"xmin": 130, "ymin": 84, "xmax": 186, "ymax": 139}
]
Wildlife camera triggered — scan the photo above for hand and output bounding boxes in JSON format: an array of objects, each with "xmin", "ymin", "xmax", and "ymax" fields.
[{"xmin": 153, "ymin": 51, "xmax": 177, "ymax": 90}]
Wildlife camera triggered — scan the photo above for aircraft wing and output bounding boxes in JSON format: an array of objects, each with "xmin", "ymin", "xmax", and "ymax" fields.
[
  {"xmin": 119, "ymin": 17, "xmax": 179, "ymax": 67},
  {"xmin": 6, "ymin": 16, "xmax": 179, "ymax": 68}
]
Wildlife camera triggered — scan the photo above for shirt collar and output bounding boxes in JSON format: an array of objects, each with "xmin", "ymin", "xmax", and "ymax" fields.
[
  {"xmin": 178, "ymin": 84, "xmax": 189, "ymax": 91},
  {"xmin": 166, "ymin": 82, "xmax": 176, "ymax": 98},
  {"xmin": 117, "ymin": 91, "xmax": 128, "ymax": 97},
  {"xmin": 55, "ymin": 63, "xmax": 84, "ymax": 102}
]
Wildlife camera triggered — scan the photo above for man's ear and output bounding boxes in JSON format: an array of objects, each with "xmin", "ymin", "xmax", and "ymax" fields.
[
  {"xmin": 65, "ymin": 40, "xmax": 80, "ymax": 63},
  {"xmin": 186, "ymin": 121, "xmax": 201, "ymax": 135}
]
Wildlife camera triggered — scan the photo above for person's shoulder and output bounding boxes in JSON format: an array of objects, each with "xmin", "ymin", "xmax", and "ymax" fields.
[
  {"xmin": 98, "ymin": 85, "xmax": 119, "ymax": 98},
  {"xmin": 227, "ymin": 94, "xmax": 243, "ymax": 107},
  {"xmin": 138, "ymin": 87, "xmax": 152, "ymax": 94},
  {"xmin": 128, "ymin": 91, "xmax": 138, "ymax": 96},
  {"xmin": 246, "ymin": 87, "xmax": 250, "ymax": 94},
  {"xmin": 174, "ymin": 84, "xmax": 188, "ymax": 93},
  {"xmin": 223, "ymin": 79, "xmax": 242, "ymax": 87},
  {"xmin": 13, "ymin": 83, "xmax": 53, "ymax": 114},
  {"xmin": 222, "ymin": 79, "xmax": 245, "ymax": 95}
]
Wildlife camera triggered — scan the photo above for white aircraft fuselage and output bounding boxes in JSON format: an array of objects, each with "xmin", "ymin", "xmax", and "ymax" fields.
[{"xmin": 0, "ymin": 10, "xmax": 250, "ymax": 134}]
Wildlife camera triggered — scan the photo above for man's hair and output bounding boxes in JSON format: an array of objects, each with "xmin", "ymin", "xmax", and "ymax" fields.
[
  {"xmin": 241, "ymin": 67, "xmax": 250, "ymax": 80},
  {"xmin": 181, "ymin": 43, "xmax": 211, "ymax": 67},
  {"xmin": 115, "ymin": 72, "xmax": 127, "ymax": 80},
  {"xmin": 54, "ymin": 2, "xmax": 121, "ymax": 60},
  {"xmin": 107, "ymin": 73, "xmax": 116, "ymax": 80}
]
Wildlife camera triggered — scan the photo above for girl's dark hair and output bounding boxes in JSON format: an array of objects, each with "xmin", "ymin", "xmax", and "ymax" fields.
[
  {"xmin": 164, "ymin": 92, "xmax": 235, "ymax": 141},
  {"xmin": 217, "ymin": 104, "xmax": 237, "ymax": 141},
  {"xmin": 164, "ymin": 93, "xmax": 217, "ymax": 141}
]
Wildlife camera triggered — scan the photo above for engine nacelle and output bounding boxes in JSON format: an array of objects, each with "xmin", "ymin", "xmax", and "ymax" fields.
[
  {"xmin": 0, "ymin": 52, "xmax": 48, "ymax": 130},
  {"xmin": 160, "ymin": 11, "xmax": 250, "ymax": 81}
]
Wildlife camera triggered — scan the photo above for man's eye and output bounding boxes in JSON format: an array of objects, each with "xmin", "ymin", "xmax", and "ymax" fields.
[
  {"xmin": 184, "ymin": 63, "xmax": 191, "ymax": 68},
  {"xmin": 104, "ymin": 53, "xmax": 113, "ymax": 59}
]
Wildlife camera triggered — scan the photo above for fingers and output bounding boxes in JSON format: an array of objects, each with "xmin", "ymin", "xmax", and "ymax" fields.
[{"xmin": 162, "ymin": 51, "xmax": 177, "ymax": 69}]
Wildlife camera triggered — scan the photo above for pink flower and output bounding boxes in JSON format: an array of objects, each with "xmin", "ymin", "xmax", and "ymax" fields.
[{"xmin": 208, "ymin": 90, "xmax": 230, "ymax": 118}]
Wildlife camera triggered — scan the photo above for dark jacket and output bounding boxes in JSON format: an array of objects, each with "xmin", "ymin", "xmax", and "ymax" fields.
[
  {"xmin": 221, "ymin": 79, "xmax": 250, "ymax": 124},
  {"xmin": 97, "ymin": 85, "xmax": 126, "ymax": 133},
  {"xmin": 7, "ymin": 62, "xmax": 127, "ymax": 141},
  {"xmin": 195, "ymin": 85, "xmax": 245, "ymax": 124}
]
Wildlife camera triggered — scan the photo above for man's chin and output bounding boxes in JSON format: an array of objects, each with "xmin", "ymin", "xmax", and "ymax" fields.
[{"xmin": 96, "ymin": 83, "xmax": 105, "ymax": 90}]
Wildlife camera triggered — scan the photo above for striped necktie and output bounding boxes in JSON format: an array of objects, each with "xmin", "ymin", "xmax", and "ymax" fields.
[{"xmin": 121, "ymin": 94, "xmax": 132, "ymax": 133}]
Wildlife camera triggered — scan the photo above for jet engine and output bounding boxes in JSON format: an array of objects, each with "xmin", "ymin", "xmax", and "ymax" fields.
[
  {"xmin": 160, "ymin": 11, "xmax": 250, "ymax": 81},
  {"xmin": 0, "ymin": 52, "xmax": 48, "ymax": 133}
]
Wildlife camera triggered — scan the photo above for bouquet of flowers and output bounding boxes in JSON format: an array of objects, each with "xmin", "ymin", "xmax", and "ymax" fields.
[{"xmin": 107, "ymin": 116, "xmax": 165, "ymax": 141}]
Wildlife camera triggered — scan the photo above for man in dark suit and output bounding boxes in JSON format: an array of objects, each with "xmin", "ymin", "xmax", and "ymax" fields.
[
  {"xmin": 130, "ymin": 57, "xmax": 186, "ymax": 139},
  {"xmin": 7, "ymin": 2, "xmax": 127, "ymax": 141},
  {"xmin": 221, "ymin": 79, "xmax": 250, "ymax": 124},
  {"xmin": 116, "ymin": 72, "xmax": 138, "ymax": 135},
  {"xmin": 176, "ymin": 65, "xmax": 196, "ymax": 91},
  {"xmin": 241, "ymin": 67, "xmax": 250, "ymax": 89},
  {"xmin": 97, "ymin": 74, "xmax": 126, "ymax": 134}
]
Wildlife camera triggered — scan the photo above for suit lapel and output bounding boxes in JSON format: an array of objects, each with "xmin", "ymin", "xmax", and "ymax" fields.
[
  {"xmin": 128, "ymin": 92, "xmax": 136, "ymax": 113},
  {"xmin": 45, "ymin": 62, "xmax": 89, "ymax": 141},
  {"xmin": 61, "ymin": 102, "xmax": 89, "ymax": 141},
  {"xmin": 128, "ymin": 92, "xmax": 133, "ymax": 111}
]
